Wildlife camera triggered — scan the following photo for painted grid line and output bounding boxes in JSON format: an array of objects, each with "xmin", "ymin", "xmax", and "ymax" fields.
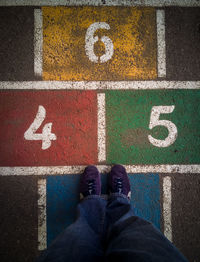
[
  {"xmin": 34, "ymin": 9, "xmax": 43, "ymax": 78},
  {"xmin": 163, "ymin": 176, "xmax": 172, "ymax": 242},
  {"xmin": 1, "ymin": 165, "xmax": 200, "ymax": 176},
  {"xmin": 0, "ymin": 0, "xmax": 200, "ymax": 6},
  {"xmin": 38, "ymin": 178, "xmax": 47, "ymax": 250},
  {"xmin": 156, "ymin": 10, "xmax": 166, "ymax": 78},
  {"xmin": 1, "ymin": 81, "xmax": 200, "ymax": 90},
  {"xmin": 97, "ymin": 93, "xmax": 106, "ymax": 162}
]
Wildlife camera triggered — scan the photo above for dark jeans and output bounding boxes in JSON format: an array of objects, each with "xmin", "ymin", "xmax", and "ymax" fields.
[{"xmin": 36, "ymin": 194, "xmax": 188, "ymax": 262}]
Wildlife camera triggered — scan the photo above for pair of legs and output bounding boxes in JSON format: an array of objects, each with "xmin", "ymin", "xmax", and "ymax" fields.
[{"xmin": 37, "ymin": 165, "xmax": 188, "ymax": 262}]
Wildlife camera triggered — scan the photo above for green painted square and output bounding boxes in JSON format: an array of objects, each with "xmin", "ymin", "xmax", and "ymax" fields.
[{"xmin": 106, "ymin": 90, "xmax": 200, "ymax": 164}]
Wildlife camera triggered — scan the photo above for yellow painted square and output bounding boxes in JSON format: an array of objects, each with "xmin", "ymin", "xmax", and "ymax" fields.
[{"xmin": 43, "ymin": 7, "xmax": 157, "ymax": 80}]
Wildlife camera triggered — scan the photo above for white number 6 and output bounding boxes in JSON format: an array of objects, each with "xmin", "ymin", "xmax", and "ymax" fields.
[
  {"xmin": 148, "ymin": 106, "xmax": 178, "ymax": 148},
  {"xmin": 85, "ymin": 22, "xmax": 114, "ymax": 63}
]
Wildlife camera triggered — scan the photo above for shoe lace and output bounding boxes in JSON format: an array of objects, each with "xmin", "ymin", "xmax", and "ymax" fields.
[
  {"xmin": 115, "ymin": 178, "xmax": 123, "ymax": 193},
  {"xmin": 87, "ymin": 179, "xmax": 95, "ymax": 194}
]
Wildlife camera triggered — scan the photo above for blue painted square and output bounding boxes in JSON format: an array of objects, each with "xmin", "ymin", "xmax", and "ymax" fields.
[{"xmin": 47, "ymin": 173, "xmax": 160, "ymax": 246}]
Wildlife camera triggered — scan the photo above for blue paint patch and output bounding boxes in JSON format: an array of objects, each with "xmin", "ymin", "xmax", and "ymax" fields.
[
  {"xmin": 47, "ymin": 173, "xmax": 160, "ymax": 246},
  {"xmin": 46, "ymin": 175, "xmax": 80, "ymax": 246},
  {"xmin": 129, "ymin": 174, "xmax": 160, "ymax": 229}
]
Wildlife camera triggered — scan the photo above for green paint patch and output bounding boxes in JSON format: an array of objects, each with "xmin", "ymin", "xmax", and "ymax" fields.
[{"xmin": 106, "ymin": 90, "xmax": 200, "ymax": 164}]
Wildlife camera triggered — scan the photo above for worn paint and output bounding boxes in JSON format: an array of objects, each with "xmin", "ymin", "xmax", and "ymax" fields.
[
  {"xmin": 0, "ymin": 5, "xmax": 200, "ymax": 262},
  {"xmin": 98, "ymin": 93, "xmax": 106, "ymax": 162},
  {"xmin": 1, "ymin": 0, "xmax": 200, "ymax": 6},
  {"xmin": 1, "ymin": 165, "xmax": 200, "ymax": 176},
  {"xmin": 1, "ymin": 81, "xmax": 200, "ymax": 90},
  {"xmin": 24, "ymin": 105, "xmax": 57, "ymax": 150},
  {"xmin": 156, "ymin": 10, "xmax": 166, "ymax": 78},
  {"xmin": 38, "ymin": 178, "xmax": 47, "ymax": 250},
  {"xmin": 0, "ymin": 91, "xmax": 97, "ymax": 166},
  {"xmin": 42, "ymin": 6, "xmax": 157, "ymax": 80},
  {"xmin": 148, "ymin": 105, "xmax": 177, "ymax": 148},
  {"xmin": 106, "ymin": 90, "xmax": 200, "ymax": 164},
  {"xmin": 34, "ymin": 9, "xmax": 43, "ymax": 77},
  {"xmin": 163, "ymin": 176, "xmax": 172, "ymax": 241},
  {"xmin": 46, "ymin": 173, "xmax": 160, "ymax": 246},
  {"xmin": 85, "ymin": 22, "xmax": 114, "ymax": 63}
]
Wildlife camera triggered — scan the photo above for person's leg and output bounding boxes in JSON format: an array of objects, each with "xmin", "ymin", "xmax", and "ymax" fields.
[
  {"xmin": 105, "ymin": 165, "xmax": 188, "ymax": 262},
  {"xmin": 36, "ymin": 166, "xmax": 106, "ymax": 262}
]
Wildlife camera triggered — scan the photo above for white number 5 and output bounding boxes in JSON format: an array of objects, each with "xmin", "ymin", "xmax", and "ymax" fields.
[
  {"xmin": 24, "ymin": 105, "xmax": 56, "ymax": 150},
  {"xmin": 85, "ymin": 22, "xmax": 114, "ymax": 63},
  {"xmin": 148, "ymin": 106, "xmax": 178, "ymax": 148}
]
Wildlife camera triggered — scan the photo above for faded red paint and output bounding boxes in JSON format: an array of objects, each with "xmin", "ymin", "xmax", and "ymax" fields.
[{"xmin": 0, "ymin": 91, "xmax": 97, "ymax": 166}]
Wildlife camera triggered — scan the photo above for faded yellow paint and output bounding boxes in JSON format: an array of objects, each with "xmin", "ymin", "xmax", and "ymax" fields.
[{"xmin": 43, "ymin": 7, "xmax": 157, "ymax": 81}]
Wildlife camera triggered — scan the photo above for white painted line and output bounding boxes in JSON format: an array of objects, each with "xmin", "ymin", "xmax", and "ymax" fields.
[
  {"xmin": 163, "ymin": 176, "xmax": 172, "ymax": 242},
  {"xmin": 98, "ymin": 93, "xmax": 106, "ymax": 162},
  {"xmin": 0, "ymin": 0, "xmax": 200, "ymax": 6},
  {"xmin": 157, "ymin": 10, "xmax": 166, "ymax": 78},
  {"xmin": 1, "ymin": 165, "xmax": 200, "ymax": 176},
  {"xmin": 34, "ymin": 9, "xmax": 43, "ymax": 78},
  {"xmin": 38, "ymin": 178, "xmax": 47, "ymax": 250},
  {"xmin": 1, "ymin": 81, "xmax": 200, "ymax": 90}
]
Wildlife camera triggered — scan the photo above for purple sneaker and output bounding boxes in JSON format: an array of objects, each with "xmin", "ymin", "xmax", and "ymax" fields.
[
  {"xmin": 108, "ymin": 165, "xmax": 131, "ymax": 199},
  {"xmin": 80, "ymin": 166, "xmax": 101, "ymax": 200}
]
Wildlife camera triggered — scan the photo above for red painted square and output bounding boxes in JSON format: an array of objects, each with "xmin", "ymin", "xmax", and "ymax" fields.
[{"xmin": 0, "ymin": 91, "xmax": 97, "ymax": 166}]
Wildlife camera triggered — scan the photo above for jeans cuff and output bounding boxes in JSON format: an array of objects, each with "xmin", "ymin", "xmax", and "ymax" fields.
[
  {"xmin": 82, "ymin": 194, "xmax": 102, "ymax": 201},
  {"xmin": 109, "ymin": 192, "xmax": 131, "ymax": 202}
]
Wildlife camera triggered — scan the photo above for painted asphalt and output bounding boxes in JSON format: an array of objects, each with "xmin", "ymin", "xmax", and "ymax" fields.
[{"xmin": 0, "ymin": 5, "xmax": 200, "ymax": 262}]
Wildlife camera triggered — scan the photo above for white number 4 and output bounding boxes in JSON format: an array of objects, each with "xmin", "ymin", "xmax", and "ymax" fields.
[
  {"xmin": 24, "ymin": 105, "xmax": 56, "ymax": 150},
  {"xmin": 148, "ymin": 105, "xmax": 178, "ymax": 148}
]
